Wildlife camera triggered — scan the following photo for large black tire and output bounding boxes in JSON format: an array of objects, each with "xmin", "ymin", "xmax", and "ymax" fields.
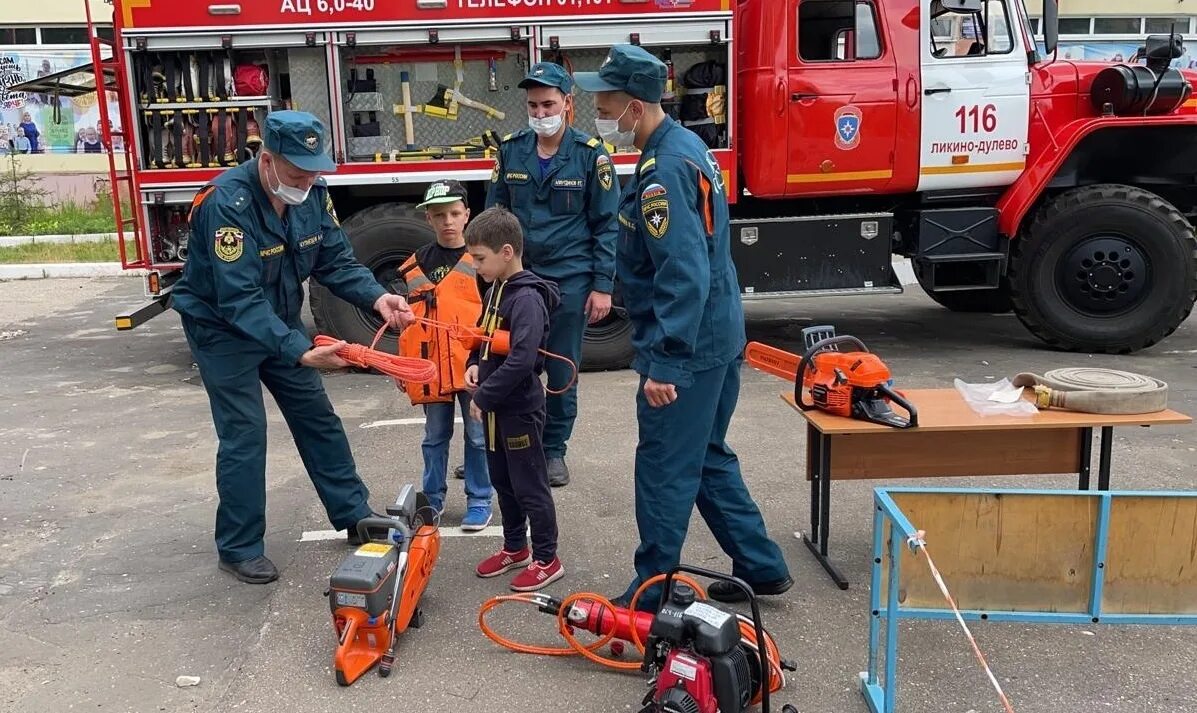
[
  {"xmin": 914, "ymin": 263, "xmax": 1013, "ymax": 313},
  {"xmin": 309, "ymin": 203, "xmax": 433, "ymax": 354},
  {"xmin": 310, "ymin": 202, "xmax": 635, "ymax": 371},
  {"xmin": 1008, "ymin": 184, "xmax": 1197, "ymax": 353},
  {"xmin": 580, "ymin": 304, "xmax": 634, "ymax": 372}
]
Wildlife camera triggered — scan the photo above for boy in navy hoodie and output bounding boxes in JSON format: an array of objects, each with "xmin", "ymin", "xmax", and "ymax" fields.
[{"xmin": 464, "ymin": 206, "xmax": 565, "ymax": 592}]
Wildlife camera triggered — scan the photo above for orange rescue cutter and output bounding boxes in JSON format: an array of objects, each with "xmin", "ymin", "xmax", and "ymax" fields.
[{"xmin": 327, "ymin": 484, "xmax": 442, "ymax": 685}]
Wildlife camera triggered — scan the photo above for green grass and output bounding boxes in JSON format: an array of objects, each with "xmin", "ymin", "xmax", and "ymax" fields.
[
  {"xmin": 0, "ymin": 198, "xmax": 120, "ymax": 237},
  {"xmin": 0, "ymin": 239, "xmax": 122, "ymax": 264}
]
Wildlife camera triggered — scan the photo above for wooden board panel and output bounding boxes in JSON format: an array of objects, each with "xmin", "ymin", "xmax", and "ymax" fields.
[
  {"xmin": 781, "ymin": 390, "xmax": 1191, "ymax": 435},
  {"xmin": 824, "ymin": 428, "xmax": 1081, "ymax": 479},
  {"xmin": 1103, "ymin": 497, "xmax": 1197, "ymax": 615},
  {"xmin": 881, "ymin": 491, "xmax": 1098, "ymax": 612}
]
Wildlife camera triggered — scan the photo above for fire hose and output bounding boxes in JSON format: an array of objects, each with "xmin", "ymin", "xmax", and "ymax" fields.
[
  {"xmin": 1011, "ymin": 367, "xmax": 1168, "ymax": 414},
  {"xmin": 477, "ymin": 573, "xmax": 788, "ymax": 705}
]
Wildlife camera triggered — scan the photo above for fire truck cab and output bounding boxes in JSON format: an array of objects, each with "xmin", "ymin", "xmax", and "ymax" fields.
[{"xmin": 38, "ymin": 0, "xmax": 1197, "ymax": 364}]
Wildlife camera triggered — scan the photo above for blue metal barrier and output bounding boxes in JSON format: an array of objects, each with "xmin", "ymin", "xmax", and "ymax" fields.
[{"xmin": 861, "ymin": 487, "xmax": 1197, "ymax": 713}]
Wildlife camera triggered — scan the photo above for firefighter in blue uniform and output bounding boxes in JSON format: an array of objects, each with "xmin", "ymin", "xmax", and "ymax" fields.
[
  {"xmin": 486, "ymin": 61, "xmax": 620, "ymax": 487},
  {"xmin": 172, "ymin": 111, "xmax": 414, "ymax": 585},
  {"xmin": 575, "ymin": 46, "xmax": 793, "ymax": 605}
]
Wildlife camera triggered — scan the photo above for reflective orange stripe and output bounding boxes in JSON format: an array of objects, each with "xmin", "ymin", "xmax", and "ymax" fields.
[
  {"xmin": 698, "ymin": 172, "xmax": 715, "ymax": 236},
  {"xmin": 188, "ymin": 185, "xmax": 216, "ymax": 223}
]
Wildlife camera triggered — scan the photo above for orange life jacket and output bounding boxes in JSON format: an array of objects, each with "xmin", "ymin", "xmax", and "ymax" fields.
[{"xmin": 397, "ymin": 251, "xmax": 483, "ymax": 405}]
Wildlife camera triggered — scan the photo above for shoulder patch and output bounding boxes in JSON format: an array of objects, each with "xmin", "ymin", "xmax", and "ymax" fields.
[
  {"xmin": 325, "ymin": 192, "xmax": 340, "ymax": 227},
  {"xmin": 639, "ymin": 157, "xmax": 657, "ymax": 175},
  {"xmin": 214, "ymin": 227, "xmax": 245, "ymax": 262},
  {"xmin": 586, "ymin": 136, "xmax": 600, "ymax": 148},
  {"xmin": 596, "ymin": 154, "xmax": 613, "ymax": 192},
  {"xmin": 188, "ymin": 185, "xmax": 216, "ymax": 223},
  {"xmin": 501, "ymin": 128, "xmax": 530, "ymax": 144},
  {"xmin": 641, "ymin": 183, "xmax": 669, "ymax": 240}
]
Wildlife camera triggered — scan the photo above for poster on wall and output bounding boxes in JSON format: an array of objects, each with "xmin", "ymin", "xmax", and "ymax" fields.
[
  {"xmin": 0, "ymin": 49, "xmax": 123, "ymax": 155},
  {"xmin": 1042, "ymin": 40, "xmax": 1197, "ymax": 68}
]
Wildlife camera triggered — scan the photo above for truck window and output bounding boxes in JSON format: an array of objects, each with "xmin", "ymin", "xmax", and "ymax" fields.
[
  {"xmin": 798, "ymin": 0, "xmax": 884, "ymax": 62},
  {"xmin": 929, "ymin": 0, "xmax": 1013, "ymax": 58}
]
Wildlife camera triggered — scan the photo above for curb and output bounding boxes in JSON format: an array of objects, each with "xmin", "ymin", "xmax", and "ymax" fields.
[
  {"xmin": 0, "ymin": 263, "xmax": 146, "ymax": 280},
  {"xmin": 0, "ymin": 233, "xmax": 118, "ymax": 248}
]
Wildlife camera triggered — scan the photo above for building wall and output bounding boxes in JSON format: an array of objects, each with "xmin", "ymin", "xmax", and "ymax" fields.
[{"xmin": 4, "ymin": 0, "xmax": 112, "ymax": 25}]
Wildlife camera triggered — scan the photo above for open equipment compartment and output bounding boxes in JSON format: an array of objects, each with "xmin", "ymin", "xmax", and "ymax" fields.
[
  {"xmin": 123, "ymin": 30, "xmax": 336, "ymax": 268},
  {"xmin": 533, "ymin": 19, "xmax": 733, "ymax": 156},
  {"xmin": 333, "ymin": 27, "xmax": 533, "ymax": 163}
]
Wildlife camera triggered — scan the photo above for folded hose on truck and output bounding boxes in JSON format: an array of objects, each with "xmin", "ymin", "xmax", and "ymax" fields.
[{"xmin": 1011, "ymin": 367, "xmax": 1168, "ymax": 414}]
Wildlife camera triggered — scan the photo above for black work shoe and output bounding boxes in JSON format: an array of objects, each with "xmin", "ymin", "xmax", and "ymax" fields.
[
  {"xmin": 547, "ymin": 457, "xmax": 570, "ymax": 487},
  {"xmin": 218, "ymin": 555, "xmax": 279, "ymax": 584},
  {"xmin": 707, "ymin": 575, "xmax": 794, "ymax": 603},
  {"xmin": 453, "ymin": 464, "xmax": 465, "ymax": 480},
  {"xmin": 346, "ymin": 513, "xmax": 390, "ymax": 546}
]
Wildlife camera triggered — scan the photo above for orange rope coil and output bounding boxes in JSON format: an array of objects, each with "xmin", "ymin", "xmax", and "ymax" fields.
[{"xmin": 313, "ymin": 324, "xmax": 438, "ymax": 383}]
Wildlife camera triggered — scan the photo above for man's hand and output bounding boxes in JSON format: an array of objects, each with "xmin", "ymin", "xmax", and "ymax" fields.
[
  {"xmin": 585, "ymin": 291, "xmax": 612, "ymax": 324},
  {"xmin": 300, "ymin": 340, "xmax": 351, "ymax": 370},
  {"xmin": 469, "ymin": 399, "xmax": 483, "ymax": 422},
  {"xmin": 643, "ymin": 378, "xmax": 678, "ymax": 408},
  {"xmin": 374, "ymin": 293, "xmax": 415, "ymax": 330},
  {"xmin": 464, "ymin": 364, "xmax": 479, "ymax": 391}
]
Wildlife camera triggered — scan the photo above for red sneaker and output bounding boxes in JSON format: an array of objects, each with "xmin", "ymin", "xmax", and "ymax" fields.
[
  {"xmin": 510, "ymin": 558, "xmax": 564, "ymax": 592},
  {"xmin": 476, "ymin": 547, "xmax": 532, "ymax": 578}
]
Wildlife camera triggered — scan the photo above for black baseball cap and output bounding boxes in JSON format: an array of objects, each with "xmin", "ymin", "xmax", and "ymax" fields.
[{"xmin": 417, "ymin": 179, "xmax": 468, "ymax": 209}]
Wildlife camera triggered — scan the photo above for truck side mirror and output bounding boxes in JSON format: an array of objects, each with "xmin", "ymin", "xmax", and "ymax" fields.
[{"xmin": 1042, "ymin": 0, "xmax": 1059, "ymax": 56}]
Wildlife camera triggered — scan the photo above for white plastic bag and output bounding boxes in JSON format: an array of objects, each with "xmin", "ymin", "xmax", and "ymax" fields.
[{"xmin": 953, "ymin": 378, "xmax": 1039, "ymax": 417}]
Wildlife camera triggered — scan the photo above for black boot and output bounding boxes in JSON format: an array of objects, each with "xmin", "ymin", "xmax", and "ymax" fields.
[
  {"xmin": 547, "ymin": 457, "xmax": 570, "ymax": 487},
  {"xmin": 707, "ymin": 575, "xmax": 794, "ymax": 603},
  {"xmin": 218, "ymin": 555, "xmax": 279, "ymax": 584}
]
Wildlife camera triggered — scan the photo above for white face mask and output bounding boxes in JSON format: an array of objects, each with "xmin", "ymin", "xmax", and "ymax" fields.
[
  {"xmin": 595, "ymin": 103, "xmax": 638, "ymax": 148},
  {"xmin": 267, "ymin": 157, "xmax": 311, "ymax": 206},
  {"xmin": 528, "ymin": 112, "xmax": 563, "ymax": 138}
]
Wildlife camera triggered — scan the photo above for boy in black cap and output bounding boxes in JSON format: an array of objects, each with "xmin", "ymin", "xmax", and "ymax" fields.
[
  {"xmin": 464, "ymin": 206, "xmax": 565, "ymax": 592},
  {"xmin": 395, "ymin": 180, "xmax": 493, "ymax": 530}
]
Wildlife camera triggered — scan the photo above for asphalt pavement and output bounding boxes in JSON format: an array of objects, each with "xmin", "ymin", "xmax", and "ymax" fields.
[{"xmin": 1, "ymin": 277, "xmax": 1195, "ymax": 713}]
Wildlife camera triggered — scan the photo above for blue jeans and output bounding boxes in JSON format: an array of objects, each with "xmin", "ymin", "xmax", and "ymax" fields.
[{"xmin": 422, "ymin": 390, "xmax": 491, "ymax": 510}]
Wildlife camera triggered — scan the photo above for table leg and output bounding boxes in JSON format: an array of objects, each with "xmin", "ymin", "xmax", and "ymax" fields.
[
  {"xmin": 1077, "ymin": 427, "xmax": 1093, "ymax": 490},
  {"xmin": 808, "ymin": 423, "xmax": 820, "ymax": 545},
  {"xmin": 1098, "ymin": 426, "xmax": 1113, "ymax": 490},
  {"xmin": 802, "ymin": 433, "xmax": 849, "ymax": 590}
]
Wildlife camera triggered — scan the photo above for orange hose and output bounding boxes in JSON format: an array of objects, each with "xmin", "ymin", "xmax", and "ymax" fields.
[
  {"xmin": 477, "ymin": 572, "xmax": 787, "ymax": 700},
  {"xmin": 414, "ymin": 316, "xmax": 578, "ymax": 395},
  {"xmin": 313, "ymin": 324, "xmax": 438, "ymax": 383}
]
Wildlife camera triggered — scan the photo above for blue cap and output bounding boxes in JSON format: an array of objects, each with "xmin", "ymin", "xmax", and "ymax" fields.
[
  {"xmin": 518, "ymin": 62, "xmax": 574, "ymax": 94},
  {"xmin": 573, "ymin": 45, "xmax": 667, "ymax": 103},
  {"xmin": 263, "ymin": 110, "xmax": 336, "ymax": 173}
]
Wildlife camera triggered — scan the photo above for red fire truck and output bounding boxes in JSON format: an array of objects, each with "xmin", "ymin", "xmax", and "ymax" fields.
[{"xmin": 24, "ymin": 0, "xmax": 1197, "ymax": 366}]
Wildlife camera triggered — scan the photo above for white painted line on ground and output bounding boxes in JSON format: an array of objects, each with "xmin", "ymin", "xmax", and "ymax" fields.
[
  {"xmin": 359, "ymin": 416, "xmax": 462, "ymax": 429},
  {"xmin": 300, "ymin": 525, "xmax": 505, "ymax": 541}
]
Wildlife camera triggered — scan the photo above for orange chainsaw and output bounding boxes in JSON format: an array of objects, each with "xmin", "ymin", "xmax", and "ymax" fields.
[
  {"xmin": 745, "ymin": 334, "xmax": 917, "ymax": 428},
  {"xmin": 327, "ymin": 484, "xmax": 441, "ymax": 686}
]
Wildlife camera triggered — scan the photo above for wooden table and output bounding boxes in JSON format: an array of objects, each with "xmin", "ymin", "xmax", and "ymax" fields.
[{"xmin": 783, "ymin": 388, "xmax": 1191, "ymax": 590}]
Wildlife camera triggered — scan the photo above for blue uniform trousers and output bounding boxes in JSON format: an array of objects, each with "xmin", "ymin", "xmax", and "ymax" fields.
[
  {"xmin": 620, "ymin": 359, "xmax": 790, "ymax": 609},
  {"xmin": 184, "ymin": 319, "xmax": 372, "ymax": 563},
  {"xmin": 543, "ymin": 277, "xmax": 589, "ymax": 459}
]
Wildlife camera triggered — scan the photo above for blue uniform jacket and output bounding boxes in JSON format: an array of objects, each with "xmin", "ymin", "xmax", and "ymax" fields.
[
  {"xmin": 485, "ymin": 126, "xmax": 620, "ymax": 293},
  {"xmin": 616, "ymin": 116, "xmax": 744, "ymax": 388},
  {"xmin": 172, "ymin": 159, "xmax": 387, "ymax": 365}
]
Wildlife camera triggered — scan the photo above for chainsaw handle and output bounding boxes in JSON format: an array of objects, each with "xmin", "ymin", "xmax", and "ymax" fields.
[
  {"xmin": 795, "ymin": 335, "xmax": 868, "ymax": 412},
  {"xmin": 354, "ymin": 516, "xmax": 412, "ymax": 546},
  {"xmin": 660, "ymin": 565, "xmax": 774, "ymax": 713},
  {"xmin": 878, "ymin": 383, "xmax": 919, "ymax": 428}
]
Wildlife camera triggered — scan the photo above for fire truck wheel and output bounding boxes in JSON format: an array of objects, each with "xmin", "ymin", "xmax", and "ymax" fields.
[
  {"xmin": 1009, "ymin": 184, "xmax": 1197, "ymax": 353},
  {"xmin": 914, "ymin": 266, "xmax": 1013, "ymax": 313},
  {"xmin": 309, "ymin": 203, "xmax": 434, "ymax": 355}
]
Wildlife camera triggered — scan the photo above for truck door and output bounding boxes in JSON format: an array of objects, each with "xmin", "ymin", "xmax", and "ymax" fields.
[
  {"xmin": 917, "ymin": 0, "xmax": 1030, "ymax": 190},
  {"xmin": 786, "ymin": 0, "xmax": 898, "ymax": 196}
]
